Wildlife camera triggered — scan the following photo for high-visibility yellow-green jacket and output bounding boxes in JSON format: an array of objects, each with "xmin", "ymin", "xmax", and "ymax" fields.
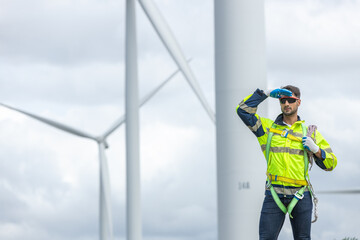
[{"xmin": 236, "ymin": 89, "xmax": 337, "ymax": 194}]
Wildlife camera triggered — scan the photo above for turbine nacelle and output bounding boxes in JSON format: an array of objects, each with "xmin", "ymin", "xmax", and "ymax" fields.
[{"xmin": 96, "ymin": 136, "xmax": 110, "ymax": 149}]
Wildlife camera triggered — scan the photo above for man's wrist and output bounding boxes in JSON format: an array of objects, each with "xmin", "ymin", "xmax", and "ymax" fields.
[{"xmin": 314, "ymin": 148, "xmax": 322, "ymax": 159}]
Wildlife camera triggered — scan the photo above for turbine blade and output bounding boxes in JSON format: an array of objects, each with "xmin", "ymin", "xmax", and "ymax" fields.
[
  {"xmin": 102, "ymin": 60, "xmax": 191, "ymax": 139},
  {"xmin": 317, "ymin": 189, "xmax": 360, "ymax": 194},
  {"xmin": 139, "ymin": 58, "xmax": 192, "ymax": 108},
  {"xmin": 98, "ymin": 142, "xmax": 113, "ymax": 240},
  {"xmin": 138, "ymin": 0, "xmax": 216, "ymax": 123},
  {"xmin": 0, "ymin": 103, "xmax": 97, "ymax": 140}
]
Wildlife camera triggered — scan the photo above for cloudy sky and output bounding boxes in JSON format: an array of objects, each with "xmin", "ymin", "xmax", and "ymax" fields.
[{"xmin": 0, "ymin": 0, "xmax": 359, "ymax": 240}]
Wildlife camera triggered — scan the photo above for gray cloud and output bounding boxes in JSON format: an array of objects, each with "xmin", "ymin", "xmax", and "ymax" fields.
[
  {"xmin": 0, "ymin": 0, "xmax": 124, "ymax": 65},
  {"xmin": 1, "ymin": 0, "xmax": 360, "ymax": 240}
]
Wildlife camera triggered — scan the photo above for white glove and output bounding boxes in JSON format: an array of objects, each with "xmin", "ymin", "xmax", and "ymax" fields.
[
  {"xmin": 302, "ymin": 137, "xmax": 320, "ymax": 153},
  {"xmin": 264, "ymin": 89, "xmax": 292, "ymax": 98}
]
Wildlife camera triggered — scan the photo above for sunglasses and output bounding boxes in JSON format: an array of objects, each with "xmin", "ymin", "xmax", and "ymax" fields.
[{"xmin": 279, "ymin": 97, "xmax": 299, "ymax": 104}]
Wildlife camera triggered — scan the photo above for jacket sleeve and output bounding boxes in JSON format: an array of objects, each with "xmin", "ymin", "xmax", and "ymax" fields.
[
  {"xmin": 313, "ymin": 130, "xmax": 337, "ymax": 171},
  {"xmin": 236, "ymin": 88, "xmax": 268, "ymax": 137}
]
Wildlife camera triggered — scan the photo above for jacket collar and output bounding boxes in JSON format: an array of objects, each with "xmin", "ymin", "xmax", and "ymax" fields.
[{"xmin": 274, "ymin": 114, "xmax": 302, "ymax": 126}]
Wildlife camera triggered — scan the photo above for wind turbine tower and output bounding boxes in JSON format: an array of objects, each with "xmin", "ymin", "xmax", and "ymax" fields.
[
  {"xmin": 215, "ymin": 0, "xmax": 267, "ymax": 239},
  {"xmin": 125, "ymin": 0, "xmax": 142, "ymax": 240}
]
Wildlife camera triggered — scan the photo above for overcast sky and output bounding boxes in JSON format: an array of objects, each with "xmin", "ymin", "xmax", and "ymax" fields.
[{"xmin": 0, "ymin": 0, "xmax": 359, "ymax": 240}]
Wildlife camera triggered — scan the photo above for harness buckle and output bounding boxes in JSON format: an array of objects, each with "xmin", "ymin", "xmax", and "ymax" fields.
[
  {"xmin": 281, "ymin": 129, "xmax": 289, "ymax": 138},
  {"xmin": 294, "ymin": 190, "xmax": 304, "ymax": 200},
  {"xmin": 266, "ymin": 173, "xmax": 272, "ymax": 188}
]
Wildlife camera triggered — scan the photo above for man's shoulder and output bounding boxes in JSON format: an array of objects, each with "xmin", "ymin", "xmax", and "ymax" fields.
[{"xmin": 259, "ymin": 116, "xmax": 275, "ymax": 130}]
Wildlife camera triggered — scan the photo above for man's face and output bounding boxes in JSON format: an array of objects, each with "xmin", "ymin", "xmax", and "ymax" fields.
[{"xmin": 279, "ymin": 95, "xmax": 301, "ymax": 116}]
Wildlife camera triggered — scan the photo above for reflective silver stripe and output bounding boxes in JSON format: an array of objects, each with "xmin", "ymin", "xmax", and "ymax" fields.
[
  {"xmin": 248, "ymin": 118, "xmax": 262, "ymax": 132},
  {"xmin": 238, "ymin": 101, "xmax": 257, "ymax": 114},
  {"xmin": 271, "ymin": 147, "xmax": 288, "ymax": 153},
  {"xmin": 289, "ymin": 148, "xmax": 304, "ymax": 155},
  {"xmin": 261, "ymin": 145, "xmax": 304, "ymax": 156},
  {"xmin": 324, "ymin": 148, "xmax": 333, "ymax": 154},
  {"xmin": 261, "ymin": 144, "xmax": 266, "ymax": 152},
  {"xmin": 324, "ymin": 148, "xmax": 335, "ymax": 171},
  {"xmin": 288, "ymin": 130, "xmax": 303, "ymax": 138},
  {"xmin": 266, "ymin": 185, "xmax": 309, "ymax": 195}
]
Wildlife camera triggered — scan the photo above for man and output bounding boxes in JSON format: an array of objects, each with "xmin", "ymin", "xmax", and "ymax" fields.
[{"xmin": 236, "ymin": 85, "xmax": 337, "ymax": 240}]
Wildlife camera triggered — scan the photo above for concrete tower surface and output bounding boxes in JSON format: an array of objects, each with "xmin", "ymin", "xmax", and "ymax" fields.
[
  {"xmin": 214, "ymin": 0, "xmax": 268, "ymax": 239},
  {"xmin": 125, "ymin": 0, "xmax": 142, "ymax": 239}
]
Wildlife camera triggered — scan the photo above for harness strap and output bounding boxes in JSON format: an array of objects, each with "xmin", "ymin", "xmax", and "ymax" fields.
[
  {"xmin": 268, "ymin": 128, "xmax": 302, "ymax": 142},
  {"xmin": 266, "ymin": 180, "xmax": 307, "ymax": 218},
  {"xmin": 267, "ymin": 173, "xmax": 308, "ymax": 186},
  {"xmin": 265, "ymin": 123, "xmax": 311, "ymax": 219},
  {"xmin": 301, "ymin": 124, "xmax": 309, "ymax": 176},
  {"xmin": 287, "ymin": 186, "xmax": 307, "ymax": 218},
  {"xmin": 269, "ymin": 185, "xmax": 287, "ymax": 214}
]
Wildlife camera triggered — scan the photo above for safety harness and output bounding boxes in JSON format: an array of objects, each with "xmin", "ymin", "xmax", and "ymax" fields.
[{"xmin": 265, "ymin": 123, "xmax": 318, "ymax": 222}]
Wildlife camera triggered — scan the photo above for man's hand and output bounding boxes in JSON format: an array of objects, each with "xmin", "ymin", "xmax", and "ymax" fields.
[
  {"xmin": 265, "ymin": 89, "xmax": 292, "ymax": 98},
  {"xmin": 302, "ymin": 137, "xmax": 320, "ymax": 154}
]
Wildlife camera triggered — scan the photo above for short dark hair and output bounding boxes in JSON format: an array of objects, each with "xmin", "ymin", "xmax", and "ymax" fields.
[{"xmin": 281, "ymin": 85, "xmax": 301, "ymax": 98}]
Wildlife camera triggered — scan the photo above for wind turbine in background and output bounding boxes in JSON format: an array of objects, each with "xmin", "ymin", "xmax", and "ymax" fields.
[
  {"xmin": 3, "ymin": 0, "xmax": 215, "ymax": 239},
  {"xmin": 0, "ymin": 63, "xmax": 187, "ymax": 240},
  {"xmin": 1, "ymin": 102, "xmax": 114, "ymax": 240},
  {"xmin": 125, "ymin": 0, "xmax": 215, "ymax": 239},
  {"xmin": 5, "ymin": 0, "xmax": 261, "ymax": 239}
]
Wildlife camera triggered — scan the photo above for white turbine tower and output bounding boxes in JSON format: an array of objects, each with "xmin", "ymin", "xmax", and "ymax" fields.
[
  {"xmin": 125, "ymin": 1, "xmax": 141, "ymax": 239},
  {"xmin": 0, "ymin": 63, "xmax": 185, "ymax": 240},
  {"xmin": 215, "ymin": 0, "xmax": 267, "ymax": 239}
]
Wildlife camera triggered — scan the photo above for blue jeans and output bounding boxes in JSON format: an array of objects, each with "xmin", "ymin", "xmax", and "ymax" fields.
[{"xmin": 259, "ymin": 192, "xmax": 313, "ymax": 240}]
